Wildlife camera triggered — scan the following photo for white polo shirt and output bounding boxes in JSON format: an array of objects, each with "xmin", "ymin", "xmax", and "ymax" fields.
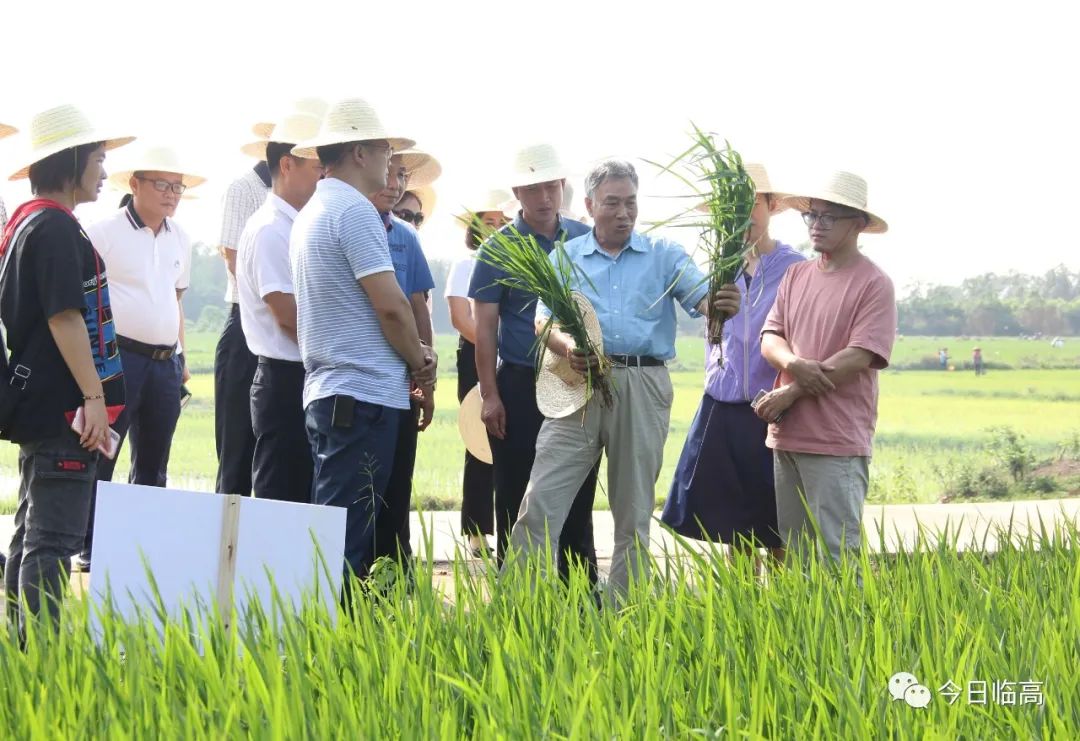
[
  {"xmin": 237, "ymin": 194, "xmax": 301, "ymax": 362},
  {"xmin": 444, "ymin": 251, "xmax": 477, "ymax": 299},
  {"xmin": 86, "ymin": 201, "xmax": 192, "ymax": 347}
]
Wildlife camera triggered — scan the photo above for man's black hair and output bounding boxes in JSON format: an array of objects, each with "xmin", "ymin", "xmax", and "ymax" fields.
[{"xmin": 265, "ymin": 141, "xmax": 296, "ymax": 181}]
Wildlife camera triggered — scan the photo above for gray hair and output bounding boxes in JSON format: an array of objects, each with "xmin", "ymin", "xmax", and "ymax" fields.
[{"xmin": 584, "ymin": 159, "xmax": 639, "ymax": 199}]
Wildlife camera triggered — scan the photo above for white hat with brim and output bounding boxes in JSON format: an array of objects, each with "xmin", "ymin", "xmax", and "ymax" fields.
[
  {"xmin": 406, "ymin": 184, "xmax": 437, "ymax": 220},
  {"xmin": 0, "ymin": 123, "xmax": 16, "ymax": 140},
  {"xmin": 458, "ymin": 385, "xmax": 493, "ymax": 464},
  {"xmin": 535, "ymin": 292, "xmax": 605, "ymax": 419},
  {"xmin": 508, "ymin": 143, "xmax": 572, "ymax": 189},
  {"xmin": 291, "ymin": 97, "xmax": 414, "ymax": 159},
  {"xmin": 398, "ymin": 149, "xmax": 441, "ymax": 189},
  {"xmin": 454, "ymin": 189, "xmax": 514, "ymax": 225},
  {"xmin": 777, "ymin": 170, "xmax": 888, "ymax": 234},
  {"xmin": 250, "ymin": 97, "xmax": 328, "ymax": 142},
  {"xmin": 107, "ymin": 145, "xmax": 206, "ymax": 194},
  {"xmin": 241, "ymin": 111, "xmax": 324, "ymax": 160},
  {"xmin": 8, "ymin": 104, "xmax": 135, "ymax": 181}
]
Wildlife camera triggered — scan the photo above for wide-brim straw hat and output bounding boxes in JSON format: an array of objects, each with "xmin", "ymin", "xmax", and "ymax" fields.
[
  {"xmin": 454, "ymin": 188, "xmax": 513, "ymax": 225},
  {"xmin": 457, "ymin": 385, "xmax": 493, "ymax": 464},
  {"xmin": 398, "ymin": 149, "xmax": 441, "ymax": 189},
  {"xmin": 0, "ymin": 123, "xmax": 16, "ymax": 140},
  {"xmin": 536, "ymin": 292, "xmax": 605, "ymax": 419},
  {"xmin": 241, "ymin": 111, "xmax": 324, "ymax": 159},
  {"xmin": 509, "ymin": 143, "xmax": 571, "ymax": 188},
  {"xmin": 406, "ymin": 184, "xmax": 437, "ymax": 220},
  {"xmin": 8, "ymin": 104, "xmax": 135, "ymax": 181},
  {"xmin": 243, "ymin": 98, "xmax": 326, "ymax": 157},
  {"xmin": 694, "ymin": 162, "xmax": 789, "ymax": 215},
  {"xmin": 777, "ymin": 170, "xmax": 888, "ymax": 233},
  {"xmin": 291, "ymin": 97, "xmax": 414, "ymax": 159},
  {"xmin": 107, "ymin": 145, "xmax": 206, "ymax": 194}
]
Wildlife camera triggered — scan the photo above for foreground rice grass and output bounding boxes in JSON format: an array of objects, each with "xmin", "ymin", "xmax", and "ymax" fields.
[{"xmin": 1, "ymin": 524, "xmax": 1076, "ymax": 737}]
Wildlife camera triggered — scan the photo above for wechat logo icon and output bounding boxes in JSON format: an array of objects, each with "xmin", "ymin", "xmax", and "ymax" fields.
[{"xmin": 889, "ymin": 672, "xmax": 932, "ymax": 709}]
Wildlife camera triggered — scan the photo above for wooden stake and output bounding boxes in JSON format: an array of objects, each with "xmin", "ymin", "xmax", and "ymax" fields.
[{"xmin": 216, "ymin": 494, "xmax": 242, "ymax": 630}]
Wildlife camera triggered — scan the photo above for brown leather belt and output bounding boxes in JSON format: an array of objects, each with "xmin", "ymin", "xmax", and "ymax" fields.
[{"xmin": 117, "ymin": 335, "xmax": 177, "ymax": 361}]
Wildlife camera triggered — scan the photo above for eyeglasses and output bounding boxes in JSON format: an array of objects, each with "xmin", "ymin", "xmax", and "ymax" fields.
[
  {"xmin": 136, "ymin": 176, "xmax": 187, "ymax": 195},
  {"xmin": 393, "ymin": 208, "xmax": 424, "ymax": 227},
  {"xmin": 801, "ymin": 211, "xmax": 862, "ymax": 229}
]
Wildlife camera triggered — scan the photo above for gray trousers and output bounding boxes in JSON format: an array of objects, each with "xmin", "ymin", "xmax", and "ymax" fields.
[
  {"xmin": 774, "ymin": 450, "xmax": 869, "ymax": 563},
  {"xmin": 5, "ymin": 431, "xmax": 97, "ymax": 630},
  {"xmin": 506, "ymin": 365, "xmax": 673, "ymax": 599}
]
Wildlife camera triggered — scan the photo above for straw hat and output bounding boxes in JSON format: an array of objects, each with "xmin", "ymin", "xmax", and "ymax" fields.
[
  {"xmin": 0, "ymin": 123, "xmax": 16, "ymax": 140},
  {"xmin": 8, "ymin": 104, "xmax": 135, "ymax": 181},
  {"xmin": 291, "ymin": 97, "xmax": 414, "ymax": 159},
  {"xmin": 777, "ymin": 170, "xmax": 888, "ymax": 233},
  {"xmin": 251, "ymin": 97, "xmax": 327, "ymax": 141},
  {"xmin": 107, "ymin": 145, "xmax": 206, "ymax": 194},
  {"xmin": 454, "ymin": 188, "xmax": 514, "ymax": 225},
  {"xmin": 398, "ymin": 149, "xmax": 442, "ymax": 189},
  {"xmin": 694, "ymin": 162, "xmax": 788, "ymax": 214},
  {"xmin": 241, "ymin": 111, "xmax": 324, "ymax": 159},
  {"xmin": 457, "ymin": 385, "xmax": 493, "ymax": 464},
  {"xmin": 508, "ymin": 143, "xmax": 571, "ymax": 188},
  {"xmin": 535, "ymin": 292, "xmax": 605, "ymax": 419},
  {"xmin": 405, "ymin": 184, "xmax": 437, "ymax": 220}
]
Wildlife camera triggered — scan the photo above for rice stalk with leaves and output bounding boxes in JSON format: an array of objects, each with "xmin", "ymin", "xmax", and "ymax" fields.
[
  {"xmin": 649, "ymin": 124, "xmax": 757, "ymax": 362},
  {"xmin": 472, "ymin": 221, "xmax": 613, "ymax": 407}
]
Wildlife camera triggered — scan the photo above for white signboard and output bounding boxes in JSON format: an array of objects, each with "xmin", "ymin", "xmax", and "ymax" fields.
[{"xmin": 88, "ymin": 483, "xmax": 346, "ymax": 628}]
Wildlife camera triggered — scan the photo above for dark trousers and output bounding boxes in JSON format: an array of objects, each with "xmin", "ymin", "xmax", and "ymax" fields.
[
  {"xmin": 215, "ymin": 304, "xmax": 258, "ymax": 495},
  {"xmin": 306, "ymin": 396, "xmax": 399, "ymax": 586},
  {"xmin": 85, "ymin": 348, "xmax": 182, "ymax": 556},
  {"xmin": 491, "ymin": 363, "xmax": 599, "ymax": 583},
  {"xmin": 457, "ymin": 339, "xmax": 494, "ymax": 536},
  {"xmin": 373, "ymin": 405, "xmax": 419, "ymax": 565},
  {"xmin": 250, "ymin": 358, "xmax": 312, "ymax": 504},
  {"xmin": 6, "ymin": 431, "xmax": 96, "ymax": 631}
]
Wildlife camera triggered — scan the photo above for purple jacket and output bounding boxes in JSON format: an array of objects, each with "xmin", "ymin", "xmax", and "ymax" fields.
[{"xmin": 704, "ymin": 243, "xmax": 805, "ymax": 403}]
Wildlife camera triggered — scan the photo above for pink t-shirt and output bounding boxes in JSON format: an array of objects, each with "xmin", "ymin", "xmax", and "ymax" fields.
[{"xmin": 761, "ymin": 255, "xmax": 896, "ymax": 457}]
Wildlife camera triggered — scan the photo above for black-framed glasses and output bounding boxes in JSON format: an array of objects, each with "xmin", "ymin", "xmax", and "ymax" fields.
[
  {"xmin": 136, "ymin": 176, "xmax": 187, "ymax": 195},
  {"xmin": 801, "ymin": 211, "xmax": 862, "ymax": 229},
  {"xmin": 393, "ymin": 208, "xmax": 424, "ymax": 227}
]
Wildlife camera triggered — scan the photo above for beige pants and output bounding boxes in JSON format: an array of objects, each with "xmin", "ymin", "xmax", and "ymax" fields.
[
  {"xmin": 774, "ymin": 451, "xmax": 869, "ymax": 563},
  {"xmin": 506, "ymin": 365, "xmax": 673, "ymax": 599}
]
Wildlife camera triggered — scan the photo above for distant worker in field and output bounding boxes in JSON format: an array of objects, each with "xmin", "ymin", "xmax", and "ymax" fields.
[
  {"xmin": 972, "ymin": 347, "xmax": 984, "ymax": 375},
  {"xmin": 754, "ymin": 171, "xmax": 896, "ymax": 564},
  {"xmin": 662, "ymin": 163, "xmax": 803, "ymax": 568},
  {"xmin": 939, "ymin": 347, "xmax": 948, "ymax": 370}
]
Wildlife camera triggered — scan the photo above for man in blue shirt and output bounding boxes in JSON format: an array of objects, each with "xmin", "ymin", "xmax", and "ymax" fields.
[
  {"xmin": 468, "ymin": 143, "xmax": 599, "ymax": 581},
  {"xmin": 508, "ymin": 159, "xmax": 732, "ymax": 601},
  {"xmin": 369, "ymin": 153, "xmax": 436, "ymax": 571}
]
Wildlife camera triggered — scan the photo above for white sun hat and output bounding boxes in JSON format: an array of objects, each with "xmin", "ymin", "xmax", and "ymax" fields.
[
  {"xmin": 457, "ymin": 385, "xmax": 493, "ymax": 464},
  {"xmin": 397, "ymin": 149, "xmax": 442, "ymax": 189},
  {"xmin": 535, "ymin": 292, "xmax": 605, "ymax": 419},
  {"xmin": 243, "ymin": 97, "xmax": 326, "ymax": 158},
  {"xmin": 0, "ymin": 122, "xmax": 16, "ymax": 140},
  {"xmin": 107, "ymin": 145, "xmax": 206, "ymax": 194},
  {"xmin": 777, "ymin": 170, "xmax": 888, "ymax": 233},
  {"xmin": 454, "ymin": 188, "xmax": 514, "ymax": 224},
  {"xmin": 291, "ymin": 97, "xmax": 414, "ymax": 159},
  {"xmin": 508, "ymin": 143, "xmax": 572, "ymax": 188},
  {"xmin": 8, "ymin": 104, "xmax": 135, "ymax": 181}
]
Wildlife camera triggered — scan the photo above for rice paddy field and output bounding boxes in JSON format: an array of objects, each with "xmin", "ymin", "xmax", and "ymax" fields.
[{"xmin": 1, "ymin": 334, "xmax": 1078, "ymax": 737}]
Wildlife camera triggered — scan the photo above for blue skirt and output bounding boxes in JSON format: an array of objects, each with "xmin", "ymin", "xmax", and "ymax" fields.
[{"xmin": 661, "ymin": 395, "xmax": 781, "ymax": 547}]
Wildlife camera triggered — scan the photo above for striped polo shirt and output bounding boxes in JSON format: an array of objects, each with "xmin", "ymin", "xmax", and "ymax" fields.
[{"xmin": 291, "ymin": 177, "xmax": 409, "ymax": 410}]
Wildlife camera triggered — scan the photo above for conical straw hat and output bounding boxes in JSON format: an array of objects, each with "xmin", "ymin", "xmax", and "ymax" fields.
[
  {"xmin": 508, "ymin": 143, "xmax": 571, "ymax": 188},
  {"xmin": 291, "ymin": 97, "xmax": 414, "ymax": 159},
  {"xmin": 777, "ymin": 170, "xmax": 888, "ymax": 233},
  {"xmin": 8, "ymin": 103, "xmax": 135, "ymax": 181},
  {"xmin": 535, "ymin": 291, "xmax": 605, "ymax": 419},
  {"xmin": 457, "ymin": 385, "xmax": 493, "ymax": 464},
  {"xmin": 241, "ymin": 111, "xmax": 324, "ymax": 159},
  {"xmin": 398, "ymin": 149, "xmax": 441, "ymax": 188},
  {"xmin": 107, "ymin": 145, "xmax": 206, "ymax": 193}
]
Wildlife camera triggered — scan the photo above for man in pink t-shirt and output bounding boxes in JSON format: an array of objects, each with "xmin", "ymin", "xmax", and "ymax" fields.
[{"xmin": 755, "ymin": 171, "xmax": 896, "ymax": 563}]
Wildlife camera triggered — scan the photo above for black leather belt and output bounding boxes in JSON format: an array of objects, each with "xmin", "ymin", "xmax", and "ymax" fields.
[
  {"xmin": 118, "ymin": 335, "xmax": 177, "ymax": 361},
  {"xmin": 257, "ymin": 356, "xmax": 304, "ymax": 368},
  {"xmin": 607, "ymin": 354, "xmax": 665, "ymax": 367}
]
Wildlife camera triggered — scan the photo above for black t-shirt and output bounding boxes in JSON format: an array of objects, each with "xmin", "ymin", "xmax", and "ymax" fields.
[{"xmin": 0, "ymin": 208, "xmax": 125, "ymax": 443}]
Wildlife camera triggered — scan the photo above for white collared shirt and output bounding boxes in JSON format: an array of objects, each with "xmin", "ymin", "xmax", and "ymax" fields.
[
  {"xmin": 86, "ymin": 202, "xmax": 192, "ymax": 346},
  {"xmin": 237, "ymin": 193, "xmax": 301, "ymax": 362}
]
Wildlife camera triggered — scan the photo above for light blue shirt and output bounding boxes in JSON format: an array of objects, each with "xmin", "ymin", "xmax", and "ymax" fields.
[
  {"xmin": 537, "ymin": 230, "xmax": 708, "ymax": 360},
  {"xmin": 291, "ymin": 178, "xmax": 409, "ymax": 410}
]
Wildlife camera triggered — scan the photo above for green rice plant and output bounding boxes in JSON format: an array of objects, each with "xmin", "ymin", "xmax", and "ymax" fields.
[
  {"xmin": 648, "ymin": 124, "xmax": 756, "ymax": 359},
  {"xmin": 472, "ymin": 219, "xmax": 613, "ymax": 406}
]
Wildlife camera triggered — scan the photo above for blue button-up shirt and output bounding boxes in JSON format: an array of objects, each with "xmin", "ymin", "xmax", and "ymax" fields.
[
  {"xmin": 537, "ymin": 230, "xmax": 708, "ymax": 360},
  {"xmin": 385, "ymin": 214, "xmax": 435, "ymax": 297},
  {"xmin": 468, "ymin": 213, "xmax": 589, "ymax": 367}
]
